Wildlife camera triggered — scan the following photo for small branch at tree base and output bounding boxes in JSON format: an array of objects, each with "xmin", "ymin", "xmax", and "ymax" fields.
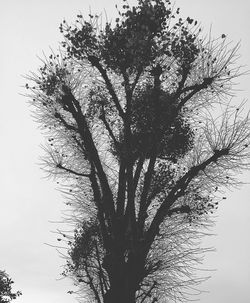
[{"xmin": 139, "ymin": 281, "xmax": 157, "ymax": 303}]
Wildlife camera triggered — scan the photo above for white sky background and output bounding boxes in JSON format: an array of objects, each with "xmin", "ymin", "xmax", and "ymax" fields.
[{"xmin": 0, "ymin": 0, "xmax": 249, "ymax": 302}]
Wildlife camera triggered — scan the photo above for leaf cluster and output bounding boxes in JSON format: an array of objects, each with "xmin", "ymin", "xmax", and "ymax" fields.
[{"xmin": 0, "ymin": 271, "xmax": 21, "ymax": 303}]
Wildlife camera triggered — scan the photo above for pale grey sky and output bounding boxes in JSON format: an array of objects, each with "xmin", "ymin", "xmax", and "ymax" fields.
[{"xmin": 0, "ymin": 1, "xmax": 249, "ymax": 303}]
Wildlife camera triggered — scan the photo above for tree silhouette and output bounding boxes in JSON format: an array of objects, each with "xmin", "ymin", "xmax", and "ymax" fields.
[
  {"xmin": 26, "ymin": 0, "xmax": 250, "ymax": 302},
  {"xmin": 0, "ymin": 271, "xmax": 21, "ymax": 303}
]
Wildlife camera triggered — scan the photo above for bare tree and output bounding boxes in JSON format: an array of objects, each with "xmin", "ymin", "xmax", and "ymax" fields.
[{"xmin": 25, "ymin": 0, "xmax": 249, "ymax": 302}]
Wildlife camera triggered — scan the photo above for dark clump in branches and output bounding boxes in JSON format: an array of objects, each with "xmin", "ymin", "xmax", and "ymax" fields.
[
  {"xmin": 130, "ymin": 86, "xmax": 194, "ymax": 161},
  {"xmin": 25, "ymin": 0, "xmax": 249, "ymax": 302}
]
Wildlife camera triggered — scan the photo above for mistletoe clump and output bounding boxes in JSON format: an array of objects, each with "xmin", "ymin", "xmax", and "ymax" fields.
[{"xmin": 130, "ymin": 85, "xmax": 194, "ymax": 161}]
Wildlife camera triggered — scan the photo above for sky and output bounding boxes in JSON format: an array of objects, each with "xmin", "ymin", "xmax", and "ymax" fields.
[{"xmin": 0, "ymin": 0, "xmax": 249, "ymax": 302}]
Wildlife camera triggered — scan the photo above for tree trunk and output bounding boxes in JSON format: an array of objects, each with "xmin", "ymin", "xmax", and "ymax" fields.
[
  {"xmin": 104, "ymin": 282, "xmax": 136, "ymax": 303},
  {"xmin": 103, "ymin": 269, "xmax": 137, "ymax": 303},
  {"xmin": 103, "ymin": 253, "xmax": 143, "ymax": 303}
]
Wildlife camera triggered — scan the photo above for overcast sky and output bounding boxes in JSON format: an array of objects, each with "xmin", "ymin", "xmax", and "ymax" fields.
[{"xmin": 0, "ymin": 1, "xmax": 249, "ymax": 302}]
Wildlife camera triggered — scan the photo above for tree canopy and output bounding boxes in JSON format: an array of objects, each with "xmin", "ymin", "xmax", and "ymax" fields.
[{"xmin": 0, "ymin": 271, "xmax": 21, "ymax": 303}]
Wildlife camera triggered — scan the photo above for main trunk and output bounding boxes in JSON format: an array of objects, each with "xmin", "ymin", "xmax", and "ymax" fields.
[
  {"xmin": 103, "ymin": 252, "xmax": 144, "ymax": 303},
  {"xmin": 104, "ymin": 278, "xmax": 136, "ymax": 303}
]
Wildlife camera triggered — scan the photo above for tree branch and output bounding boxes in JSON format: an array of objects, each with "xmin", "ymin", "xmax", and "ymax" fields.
[
  {"xmin": 144, "ymin": 148, "xmax": 229, "ymax": 253},
  {"xmin": 116, "ymin": 161, "xmax": 126, "ymax": 217},
  {"xmin": 99, "ymin": 109, "xmax": 119, "ymax": 148},
  {"xmin": 131, "ymin": 67, "xmax": 144, "ymax": 93},
  {"xmin": 137, "ymin": 152, "xmax": 157, "ymax": 233},
  {"xmin": 56, "ymin": 87, "xmax": 116, "ymax": 224},
  {"xmin": 89, "ymin": 165, "xmax": 111, "ymax": 249},
  {"xmin": 139, "ymin": 282, "xmax": 157, "ymax": 303},
  {"xmin": 137, "ymin": 66, "xmax": 162, "ymax": 234},
  {"xmin": 56, "ymin": 163, "xmax": 91, "ymax": 177},
  {"xmin": 133, "ymin": 157, "xmax": 145, "ymax": 196},
  {"xmin": 54, "ymin": 111, "xmax": 78, "ymax": 132},
  {"xmin": 94, "ymin": 241, "xmax": 106, "ymax": 298},
  {"xmin": 174, "ymin": 68, "xmax": 189, "ymax": 99},
  {"xmin": 177, "ymin": 77, "xmax": 214, "ymax": 110},
  {"xmin": 168, "ymin": 205, "xmax": 191, "ymax": 217},
  {"xmin": 84, "ymin": 260, "xmax": 102, "ymax": 303},
  {"xmin": 88, "ymin": 55, "xmax": 125, "ymax": 119},
  {"xmin": 64, "ymin": 89, "xmax": 116, "ymax": 219}
]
